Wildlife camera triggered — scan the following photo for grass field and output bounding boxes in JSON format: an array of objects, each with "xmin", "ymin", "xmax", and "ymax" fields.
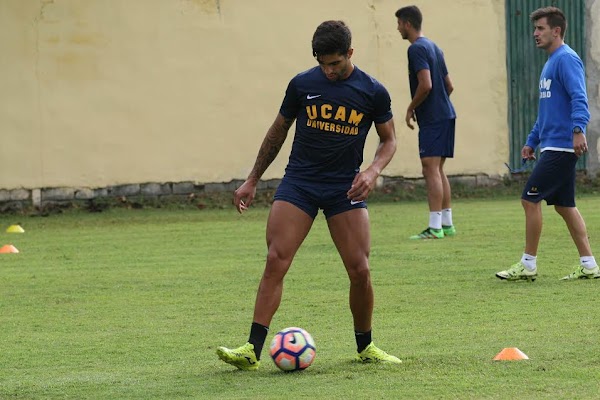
[{"xmin": 1, "ymin": 196, "xmax": 600, "ymax": 399}]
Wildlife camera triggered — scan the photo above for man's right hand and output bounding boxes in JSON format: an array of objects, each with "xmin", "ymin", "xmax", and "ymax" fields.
[
  {"xmin": 405, "ymin": 108, "xmax": 416, "ymax": 130},
  {"xmin": 521, "ymin": 145, "xmax": 536, "ymax": 161}
]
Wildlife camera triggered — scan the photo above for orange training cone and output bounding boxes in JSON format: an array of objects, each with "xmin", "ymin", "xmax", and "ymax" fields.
[
  {"xmin": 493, "ymin": 347, "xmax": 529, "ymax": 361},
  {"xmin": 0, "ymin": 244, "xmax": 20, "ymax": 253},
  {"xmin": 6, "ymin": 224, "xmax": 25, "ymax": 233}
]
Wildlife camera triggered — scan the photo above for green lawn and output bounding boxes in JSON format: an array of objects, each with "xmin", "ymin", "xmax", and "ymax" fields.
[{"xmin": 1, "ymin": 197, "xmax": 599, "ymax": 399}]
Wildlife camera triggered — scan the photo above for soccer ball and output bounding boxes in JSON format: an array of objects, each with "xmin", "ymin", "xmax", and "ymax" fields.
[{"xmin": 269, "ymin": 327, "xmax": 316, "ymax": 371}]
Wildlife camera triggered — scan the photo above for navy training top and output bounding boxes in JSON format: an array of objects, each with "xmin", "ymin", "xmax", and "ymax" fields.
[
  {"xmin": 279, "ymin": 65, "xmax": 393, "ymax": 184},
  {"xmin": 407, "ymin": 37, "xmax": 456, "ymax": 125}
]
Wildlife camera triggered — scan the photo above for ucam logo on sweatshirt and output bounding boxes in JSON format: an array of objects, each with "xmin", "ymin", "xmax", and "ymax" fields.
[{"xmin": 539, "ymin": 78, "xmax": 552, "ymax": 98}]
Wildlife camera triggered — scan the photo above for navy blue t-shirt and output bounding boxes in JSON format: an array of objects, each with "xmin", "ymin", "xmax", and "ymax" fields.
[
  {"xmin": 407, "ymin": 37, "xmax": 456, "ymax": 125},
  {"xmin": 279, "ymin": 65, "xmax": 392, "ymax": 183}
]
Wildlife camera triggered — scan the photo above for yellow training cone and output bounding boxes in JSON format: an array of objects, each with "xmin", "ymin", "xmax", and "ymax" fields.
[
  {"xmin": 493, "ymin": 347, "xmax": 529, "ymax": 361},
  {"xmin": 0, "ymin": 244, "xmax": 19, "ymax": 253},
  {"xmin": 6, "ymin": 224, "xmax": 25, "ymax": 233}
]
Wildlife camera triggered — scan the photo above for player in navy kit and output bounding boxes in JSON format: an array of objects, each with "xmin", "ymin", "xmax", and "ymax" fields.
[
  {"xmin": 395, "ymin": 6, "xmax": 457, "ymax": 240},
  {"xmin": 216, "ymin": 20, "xmax": 401, "ymax": 370}
]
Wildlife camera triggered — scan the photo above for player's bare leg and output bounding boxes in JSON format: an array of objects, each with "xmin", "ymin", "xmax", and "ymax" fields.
[
  {"xmin": 327, "ymin": 208, "xmax": 401, "ymax": 363},
  {"xmin": 554, "ymin": 205, "xmax": 599, "ymax": 279},
  {"xmin": 253, "ymin": 200, "xmax": 314, "ymax": 326},
  {"xmin": 410, "ymin": 156, "xmax": 444, "ymax": 239},
  {"xmin": 217, "ymin": 201, "xmax": 313, "ymax": 370},
  {"xmin": 523, "ymin": 199, "xmax": 543, "ymax": 256},
  {"xmin": 440, "ymin": 158, "xmax": 451, "ymax": 210},
  {"xmin": 327, "ymin": 208, "xmax": 373, "ymax": 332},
  {"xmin": 554, "ymin": 206, "xmax": 592, "ymax": 256},
  {"xmin": 421, "ymin": 156, "xmax": 443, "ymax": 213},
  {"xmin": 439, "ymin": 157, "xmax": 456, "ymax": 236},
  {"xmin": 496, "ymin": 199, "xmax": 542, "ymax": 281}
]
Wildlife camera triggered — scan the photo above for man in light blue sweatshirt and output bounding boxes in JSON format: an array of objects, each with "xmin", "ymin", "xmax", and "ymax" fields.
[{"xmin": 496, "ymin": 6, "xmax": 598, "ymax": 281}]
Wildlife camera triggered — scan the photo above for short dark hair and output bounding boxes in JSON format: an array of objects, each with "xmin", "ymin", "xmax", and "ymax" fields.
[
  {"xmin": 530, "ymin": 6, "xmax": 567, "ymax": 38},
  {"xmin": 395, "ymin": 5, "xmax": 422, "ymax": 31},
  {"xmin": 312, "ymin": 20, "xmax": 352, "ymax": 58}
]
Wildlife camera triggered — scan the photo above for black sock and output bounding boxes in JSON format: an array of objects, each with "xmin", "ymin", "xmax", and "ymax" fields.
[
  {"xmin": 355, "ymin": 330, "xmax": 372, "ymax": 353},
  {"xmin": 248, "ymin": 322, "xmax": 269, "ymax": 360}
]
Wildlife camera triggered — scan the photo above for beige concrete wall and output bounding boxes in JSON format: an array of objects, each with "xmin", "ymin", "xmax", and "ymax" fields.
[{"xmin": 0, "ymin": 0, "xmax": 509, "ymax": 190}]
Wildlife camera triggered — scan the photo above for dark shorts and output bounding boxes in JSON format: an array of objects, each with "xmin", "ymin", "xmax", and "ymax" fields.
[
  {"xmin": 273, "ymin": 178, "xmax": 367, "ymax": 219},
  {"xmin": 521, "ymin": 150, "xmax": 577, "ymax": 207},
  {"xmin": 418, "ymin": 119, "xmax": 455, "ymax": 158}
]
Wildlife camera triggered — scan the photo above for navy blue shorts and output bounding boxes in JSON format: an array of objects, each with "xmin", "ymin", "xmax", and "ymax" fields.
[
  {"xmin": 521, "ymin": 150, "xmax": 577, "ymax": 206},
  {"xmin": 273, "ymin": 178, "xmax": 367, "ymax": 219},
  {"xmin": 418, "ymin": 119, "xmax": 455, "ymax": 158}
]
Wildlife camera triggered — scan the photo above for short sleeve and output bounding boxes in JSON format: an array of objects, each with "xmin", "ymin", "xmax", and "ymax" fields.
[
  {"xmin": 279, "ymin": 77, "xmax": 301, "ymax": 119},
  {"xmin": 408, "ymin": 44, "xmax": 430, "ymax": 73},
  {"xmin": 439, "ymin": 49, "xmax": 449, "ymax": 76},
  {"xmin": 373, "ymin": 82, "xmax": 393, "ymax": 124}
]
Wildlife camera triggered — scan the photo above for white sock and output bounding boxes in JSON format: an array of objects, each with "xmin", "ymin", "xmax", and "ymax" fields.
[
  {"xmin": 580, "ymin": 256, "xmax": 598, "ymax": 269},
  {"xmin": 429, "ymin": 211, "xmax": 442, "ymax": 230},
  {"xmin": 442, "ymin": 208, "xmax": 453, "ymax": 227},
  {"xmin": 521, "ymin": 253, "xmax": 537, "ymax": 271}
]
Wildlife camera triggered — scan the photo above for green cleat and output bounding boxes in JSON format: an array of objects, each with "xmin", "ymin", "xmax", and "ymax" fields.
[
  {"xmin": 495, "ymin": 262, "xmax": 537, "ymax": 282},
  {"xmin": 409, "ymin": 227, "xmax": 444, "ymax": 240},
  {"xmin": 356, "ymin": 343, "xmax": 402, "ymax": 364},
  {"xmin": 216, "ymin": 342, "xmax": 260, "ymax": 371},
  {"xmin": 442, "ymin": 225, "xmax": 456, "ymax": 236},
  {"xmin": 560, "ymin": 265, "xmax": 600, "ymax": 280}
]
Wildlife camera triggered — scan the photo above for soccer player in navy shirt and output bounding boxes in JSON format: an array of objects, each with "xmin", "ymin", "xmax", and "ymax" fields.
[
  {"xmin": 395, "ymin": 6, "xmax": 457, "ymax": 240},
  {"xmin": 496, "ymin": 7, "xmax": 598, "ymax": 281},
  {"xmin": 216, "ymin": 20, "xmax": 401, "ymax": 370}
]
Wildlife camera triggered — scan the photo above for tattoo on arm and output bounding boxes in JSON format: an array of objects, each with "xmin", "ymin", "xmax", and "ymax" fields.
[{"xmin": 249, "ymin": 117, "xmax": 294, "ymax": 181}]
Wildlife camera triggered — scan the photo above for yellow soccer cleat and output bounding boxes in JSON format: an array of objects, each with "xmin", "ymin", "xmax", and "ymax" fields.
[
  {"xmin": 216, "ymin": 342, "xmax": 260, "ymax": 371},
  {"xmin": 357, "ymin": 342, "xmax": 402, "ymax": 364}
]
